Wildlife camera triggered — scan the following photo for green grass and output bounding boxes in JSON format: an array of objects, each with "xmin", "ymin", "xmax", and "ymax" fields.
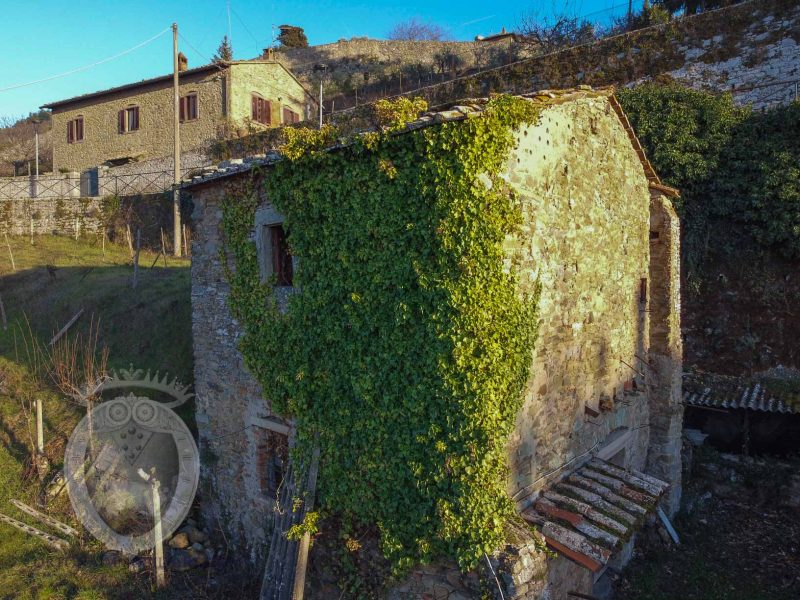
[
  {"xmin": 0, "ymin": 235, "xmax": 198, "ymax": 599},
  {"xmin": 0, "ymin": 235, "xmax": 192, "ymax": 385}
]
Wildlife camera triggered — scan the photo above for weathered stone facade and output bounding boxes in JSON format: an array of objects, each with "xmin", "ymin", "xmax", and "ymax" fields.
[
  {"xmin": 186, "ymin": 88, "xmax": 683, "ymax": 596},
  {"xmin": 0, "ymin": 196, "xmax": 103, "ymax": 237},
  {"xmin": 44, "ymin": 61, "xmax": 314, "ymax": 173}
]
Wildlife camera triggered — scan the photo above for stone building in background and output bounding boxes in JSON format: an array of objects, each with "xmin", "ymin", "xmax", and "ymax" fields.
[
  {"xmin": 183, "ymin": 86, "xmax": 683, "ymax": 598},
  {"xmin": 42, "ymin": 59, "xmax": 315, "ymax": 173}
]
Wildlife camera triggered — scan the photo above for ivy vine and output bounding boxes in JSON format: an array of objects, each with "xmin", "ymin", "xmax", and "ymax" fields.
[{"xmin": 221, "ymin": 95, "xmax": 541, "ymax": 570}]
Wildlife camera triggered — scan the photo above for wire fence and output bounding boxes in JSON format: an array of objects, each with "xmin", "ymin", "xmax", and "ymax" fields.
[{"xmin": 0, "ymin": 167, "xmax": 201, "ymax": 200}]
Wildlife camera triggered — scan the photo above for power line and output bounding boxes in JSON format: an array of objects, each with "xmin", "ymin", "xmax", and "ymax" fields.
[{"xmin": 0, "ymin": 27, "xmax": 172, "ymax": 94}]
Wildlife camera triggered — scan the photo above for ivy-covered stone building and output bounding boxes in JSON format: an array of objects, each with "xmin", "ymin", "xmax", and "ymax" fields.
[{"xmin": 183, "ymin": 86, "xmax": 683, "ymax": 598}]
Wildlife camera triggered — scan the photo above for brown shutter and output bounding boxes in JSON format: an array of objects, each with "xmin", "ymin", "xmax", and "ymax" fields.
[
  {"xmin": 264, "ymin": 100, "xmax": 272, "ymax": 125},
  {"xmin": 132, "ymin": 107, "xmax": 139, "ymax": 130},
  {"xmin": 118, "ymin": 110, "xmax": 125, "ymax": 133},
  {"xmin": 67, "ymin": 120, "xmax": 73, "ymax": 143},
  {"xmin": 76, "ymin": 118, "xmax": 83, "ymax": 141},
  {"xmin": 252, "ymin": 95, "xmax": 258, "ymax": 121},
  {"xmin": 179, "ymin": 97, "xmax": 185, "ymax": 122}
]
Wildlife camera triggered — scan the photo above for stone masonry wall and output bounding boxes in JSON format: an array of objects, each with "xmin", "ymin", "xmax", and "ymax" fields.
[
  {"xmin": 50, "ymin": 68, "xmax": 227, "ymax": 173},
  {"xmin": 0, "ymin": 196, "xmax": 103, "ymax": 237},
  {"xmin": 190, "ymin": 179, "xmax": 288, "ymax": 564},
  {"xmin": 505, "ymin": 97, "xmax": 653, "ymax": 505},
  {"xmin": 645, "ymin": 192, "xmax": 683, "ymax": 515}
]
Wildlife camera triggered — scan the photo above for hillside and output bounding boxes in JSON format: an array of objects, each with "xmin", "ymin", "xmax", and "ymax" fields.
[{"xmin": 0, "ymin": 236, "xmax": 201, "ymax": 598}]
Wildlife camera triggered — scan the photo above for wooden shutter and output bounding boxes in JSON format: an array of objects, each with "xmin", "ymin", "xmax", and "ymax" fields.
[
  {"xmin": 76, "ymin": 118, "xmax": 83, "ymax": 141},
  {"xmin": 118, "ymin": 110, "xmax": 125, "ymax": 133},
  {"xmin": 179, "ymin": 97, "xmax": 186, "ymax": 122},
  {"xmin": 264, "ymin": 100, "xmax": 272, "ymax": 125},
  {"xmin": 189, "ymin": 94, "xmax": 197, "ymax": 120},
  {"xmin": 67, "ymin": 120, "xmax": 74, "ymax": 143},
  {"xmin": 132, "ymin": 107, "xmax": 139, "ymax": 130},
  {"xmin": 252, "ymin": 95, "xmax": 258, "ymax": 121}
]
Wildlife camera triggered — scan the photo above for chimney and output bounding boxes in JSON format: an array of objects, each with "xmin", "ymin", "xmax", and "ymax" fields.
[{"xmin": 178, "ymin": 52, "xmax": 188, "ymax": 72}]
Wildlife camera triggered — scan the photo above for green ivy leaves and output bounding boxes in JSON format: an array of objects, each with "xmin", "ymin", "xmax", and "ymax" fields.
[{"xmin": 221, "ymin": 96, "xmax": 541, "ymax": 571}]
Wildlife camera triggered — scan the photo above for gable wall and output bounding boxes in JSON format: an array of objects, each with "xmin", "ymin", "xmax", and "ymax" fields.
[
  {"xmin": 229, "ymin": 63, "xmax": 311, "ymax": 127},
  {"xmin": 504, "ymin": 97, "xmax": 654, "ymax": 505}
]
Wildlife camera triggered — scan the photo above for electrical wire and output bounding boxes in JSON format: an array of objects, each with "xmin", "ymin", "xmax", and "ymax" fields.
[{"xmin": 0, "ymin": 27, "xmax": 172, "ymax": 93}]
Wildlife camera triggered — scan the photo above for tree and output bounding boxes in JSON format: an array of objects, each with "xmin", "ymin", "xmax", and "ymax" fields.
[
  {"xmin": 277, "ymin": 25, "xmax": 309, "ymax": 48},
  {"xmin": 387, "ymin": 18, "xmax": 448, "ymax": 41},
  {"xmin": 519, "ymin": 1, "xmax": 596, "ymax": 54},
  {"xmin": 212, "ymin": 35, "xmax": 233, "ymax": 63},
  {"xmin": 655, "ymin": 0, "xmax": 740, "ymax": 15}
]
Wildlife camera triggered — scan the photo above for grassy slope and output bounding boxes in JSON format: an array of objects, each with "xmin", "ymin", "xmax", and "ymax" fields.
[{"xmin": 0, "ymin": 235, "xmax": 192, "ymax": 599}]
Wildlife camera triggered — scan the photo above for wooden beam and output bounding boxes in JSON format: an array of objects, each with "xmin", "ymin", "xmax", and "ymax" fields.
[
  {"xmin": 49, "ymin": 308, "xmax": 84, "ymax": 346},
  {"xmin": 10, "ymin": 499, "xmax": 79, "ymax": 538},
  {"xmin": 0, "ymin": 512, "xmax": 69, "ymax": 551}
]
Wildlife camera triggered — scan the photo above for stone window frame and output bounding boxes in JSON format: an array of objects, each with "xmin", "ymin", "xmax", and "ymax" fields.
[
  {"xmin": 179, "ymin": 92, "xmax": 199, "ymax": 122},
  {"xmin": 67, "ymin": 116, "xmax": 84, "ymax": 144},
  {"xmin": 254, "ymin": 205, "xmax": 298, "ymax": 288}
]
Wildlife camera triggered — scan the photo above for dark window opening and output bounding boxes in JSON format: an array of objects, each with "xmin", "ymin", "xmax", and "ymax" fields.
[
  {"xmin": 251, "ymin": 94, "xmax": 271, "ymax": 125},
  {"xmin": 255, "ymin": 428, "xmax": 289, "ymax": 498},
  {"xmin": 270, "ymin": 224, "xmax": 293, "ymax": 286},
  {"xmin": 650, "ymin": 230, "xmax": 660, "ymax": 240},
  {"xmin": 67, "ymin": 117, "xmax": 84, "ymax": 143},
  {"xmin": 118, "ymin": 106, "xmax": 140, "ymax": 133},
  {"xmin": 640, "ymin": 278, "xmax": 648, "ymax": 303},
  {"xmin": 180, "ymin": 93, "xmax": 198, "ymax": 122}
]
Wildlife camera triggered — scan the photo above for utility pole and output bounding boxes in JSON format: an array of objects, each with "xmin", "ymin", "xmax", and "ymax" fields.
[
  {"xmin": 172, "ymin": 23, "xmax": 182, "ymax": 257},
  {"xmin": 627, "ymin": 0, "xmax": 633, "ymax": 27},
  {"xmin": 33, "ymin": 120, "xmax": 39, "ymax": 178},
  {"xmin": 319, "ymin": 79, "xmax": 323, "ymax": 128}
]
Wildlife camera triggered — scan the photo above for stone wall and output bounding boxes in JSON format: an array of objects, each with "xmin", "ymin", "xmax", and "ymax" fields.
[
  {"xmin": 189, "ymin": 178, "xmax": 288, "ymax": 563},
  {"xmin": 645, "ymin": 193, "xmax": 683, "ymax": 515},
  {"xmin": 48, "ymin": 61, "xmax": 312, "ymax": 174},
  {"xmin": 321, "ymin": 0, "xmax": 798, "ymax": 127},
  {"xmin": 50, "ymin": 68, "xmax": 228, "ymax": 173},
  {"xmin": 229, "ymin": 62, "xmax": 314, "ymax": 126},
  {"xmin": 0, "ymin": 196, "xmax": 103, "ymax": 237},
  {"xmin": 186, "ymin": 92, "xmax": 683, "ymax": 595},
  {"xmin": 506, "ymin": 97, "xmax": 653, "ymax": 505}
]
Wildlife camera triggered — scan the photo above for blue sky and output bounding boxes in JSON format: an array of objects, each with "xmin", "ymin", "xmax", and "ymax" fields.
[{"xmin": 0, "ymin": 0, "xmax": 628, "ymax": 118}]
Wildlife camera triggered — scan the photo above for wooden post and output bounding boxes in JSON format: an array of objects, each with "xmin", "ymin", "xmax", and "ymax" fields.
[
  {"xmin": 152, "ymin": 474, "xmax": 166, "ymax": 587},
  {"xmin": 49, "ymin": 308, "xmax": 84, "ymax": 346},
  {"xmin": 292, "ymin": 445, "xmax": 321, "ymax": 600},
  {"xmin": 172, "ymin": 23, "xmax": 183, "ymax": 258},
  {"xmin": 182, "ymin": 224, "xmax": 188, "ymax": 257},
  {"xmin": 4, "ymin": 233, "xmax": 15, "ymax": 271},
  {"xmin": 126, "ymin": 224, "xmax": 133, "ymax": 259},
  {"xmin": 0, "ymin": 294, "xmax": 6, "ymax": 330},
  {"xmin": 132, "ymin": 229, "xmax": 141, "ymax": 289},
  {"xmin": 35, "ymin": 398, "xmax": 44, "ymax": 455}
]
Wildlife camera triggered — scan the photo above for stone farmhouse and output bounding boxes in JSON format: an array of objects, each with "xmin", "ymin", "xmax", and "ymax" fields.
[
  {"xmin": 183, "ymin": 87, "xmax": 683, "ymax": 598},
  {"xmin": 41, "ymin": 59, "xmax": 316, "ymax": 173}
]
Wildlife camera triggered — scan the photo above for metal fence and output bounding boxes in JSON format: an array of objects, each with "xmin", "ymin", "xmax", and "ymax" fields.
[{"xmin": 0, "ymin": 168, "xmax": 202, "ymax": 200}]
